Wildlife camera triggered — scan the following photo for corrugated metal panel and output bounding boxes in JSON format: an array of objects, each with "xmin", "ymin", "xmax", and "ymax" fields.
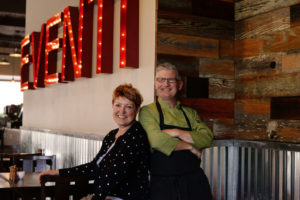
[
  {"xmin": 202, "ymin": 140, "xmax": 300, "ymax": 200},
  {"xmin": 20, "ymin": 129, "xmax": 300, "ymax": 200}
]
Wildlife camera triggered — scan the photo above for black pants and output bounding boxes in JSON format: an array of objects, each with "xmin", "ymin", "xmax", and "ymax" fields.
[{"xmin": 150, "ymin": 169, "xmax": 212, "ymax": 200}]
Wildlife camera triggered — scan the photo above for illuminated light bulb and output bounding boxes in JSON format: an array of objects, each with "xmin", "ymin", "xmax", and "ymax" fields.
[
  {"xmin": 98, "ymin": 42, "xmax": 102, "ymax": 45},
  {"xmin": 98, "ymin": 67, "xmax": 100, "ymax": 70},
  {"xmin": 121, "ymin": 61, "xmax": 124, "ymax": 65},
  {"xmin": 81, "ymin": 3, "xmax": 84, "ymax": 6},
  {"xmin": 122, "ymin": 33, "xmax": 125, "ymax": 37},
  {"xmin": 99, "ymin": 29, "xmax": 102, "ymax": 32},
  {"xmin": 79, "ymin": 38, "xmax": 82, "ymax": 41},
  {"xmin": 98, "ymin": 55, "xmax": 101, "ymax": 58},
  {"xmin": 76, "ymin": 71, "xmax": 79, "ymax": 74},
  {"xmin": 81, "ymin": 15, "xmax": 84, "ymax": 19},
  {"xmin": 99, "ymin": 4, "xmax": 103, "ymax": 7},
  {"xmin": 80, "ymin": 49, "xmax": 83, "ymax": 52},
  {"xmin": 78, "ymin": 65, "xmax": 82, "ymax": 69},
  {"xmin": 121, "ymin": 47, "xmax": 125, "ymax": 51},
  {"xmin": 122, "ymin": 5, "xmax": 126, "ymax": 9}
]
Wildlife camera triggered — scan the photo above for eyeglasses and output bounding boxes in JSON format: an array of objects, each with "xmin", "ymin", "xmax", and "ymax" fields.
[{"xmin": 155, "ymin": 77, "xmax": 177, "ymax": 83}]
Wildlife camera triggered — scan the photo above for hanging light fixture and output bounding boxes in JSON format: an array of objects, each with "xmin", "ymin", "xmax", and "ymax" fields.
[
  {"xmin": 0, "ymin": 57, "xmax": 10, "ymax": 65},
  {"xmin": 9, "ymin": 48, "xmax": 21, "ymax": 58}
]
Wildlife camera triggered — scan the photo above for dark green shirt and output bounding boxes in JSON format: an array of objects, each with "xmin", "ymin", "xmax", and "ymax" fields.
[{"xmin": 139, "ymin": 98, "xmax": 213, "ymax": 156}]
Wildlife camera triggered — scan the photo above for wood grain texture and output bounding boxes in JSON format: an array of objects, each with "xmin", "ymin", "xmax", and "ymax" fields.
[
  {"xmin": 212, "ymin": 119, "xmax": 235, "ymax": 136},
  {"xmin": 235, "ymin": 53, "xmax": 283, "ymax": 78},
  {"xmin": 235, "ymin": 7, "xmax": 290, "ymax": 40},
  {"xmin": 199, "ymin": 58, "xmax": 235, "ymax": 79},
  {"xmin": 157, "ymin": 11, "xmax": 234, "ymax": 40},
  {"xmin": 219, "ymin": 40, "xmax": 234, "ymax": 58},
  {"xmin": 235, "ymin": 99, "xmax": 270, "ymax": 115},
  {"xmin": 236, "ymin": 73, "xmax": 300, "ymax": 98},
  {"xmin": 180, "ymin": 97, "xmax": 234, "ymax": 119},
  {"xmin": 264, "ymin": 26, "xmax": 300, "ymax": 53},
  {"xmin": 157, "ymin": 32, "xmax": 219, "ymax": 58},
  {"xmin": 235, "ymin": 0, "xmax": 300, "ymax": 21},
  {"xmin": 282, "ymin": 52, "xmax": 300, "ymax": 72},
  {"xmin": 234, "ymin": 38, "xmax": 264, "ymax": 58},
  {"xmin": 209, "ymin": 78, "xmax": 235, "ymax": 99}
]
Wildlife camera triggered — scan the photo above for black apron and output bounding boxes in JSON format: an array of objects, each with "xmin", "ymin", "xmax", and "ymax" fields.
[{"xmin": 150, "ymin": 102, "xmax": 212, "ymax": 200}]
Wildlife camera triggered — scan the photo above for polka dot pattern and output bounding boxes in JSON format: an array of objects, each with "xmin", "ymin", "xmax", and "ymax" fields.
[{"xmin": 59, "ymin": 121, "xmax": 150, "ymax": 200}]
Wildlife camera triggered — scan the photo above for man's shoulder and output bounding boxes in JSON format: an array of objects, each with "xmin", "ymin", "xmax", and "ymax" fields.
[{"xmin": 141, "ymin": 102, "xmax": 157, "ymax": 111}]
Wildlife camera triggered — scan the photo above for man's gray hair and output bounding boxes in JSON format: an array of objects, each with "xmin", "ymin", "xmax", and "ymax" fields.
[{"xmin": 156, "ymin": 62, "xmax": 181, "ymax": 81}]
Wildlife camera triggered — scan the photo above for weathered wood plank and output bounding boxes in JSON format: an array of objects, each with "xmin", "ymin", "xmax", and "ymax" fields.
[
  {"xmin": 235, "ymin": 99, "xmax": 270, "ymax": 115},
  {"xmin": 219, "ymin": 40, "xmax": 234, "ymax": 58},
  {"xmin": 291, "ymin": 3, "xmax": 300, "ymax": 27},
  {"xmin": 212, "ymin": 119, "xmax": 235, "ymax": 136},
  {"xmin": 180, "ymin": 97, "xmax": 234, "ymax": 119},
  {"xmin": 235, "ymin": 0, "xmax": 300, "ymax": 21},
  {"xmin": 157, "ymin": 11, "xmax": 234, "ymax": 40},
  {"xmin": 209, "ymin": 78, "xmax": 235, "ymax": 99},
  {"xmin": 235, "ymin": 53, "xmax": 283, "ymax": 78},
  {"xmin": 157, "ymin": 32, "xmax": 219, "ymax": 58},
  {"xmin": 282, "ymin": 52, "xmax": 300, "ymax": 72},
  {"xmin": 199, "ymin": 58, "xmax": 234, "ymax": 79},
  {"xmin": 234, "ymin": 38, "xmax": 264, "ymax": 58},
  {"xmin": 264, "ymin": 26, "xmax": 300, "ymax": 53},
  {"xmin": 236, "ymin": 73, "xmax": 300, "ymax": 98},
  {"xmin": 271, "ymin": 96, "xmax": 300, "ymax": 120},
  {"xmin": 235, "ymin": 7, "xmax": 290, "ymax": 40}
]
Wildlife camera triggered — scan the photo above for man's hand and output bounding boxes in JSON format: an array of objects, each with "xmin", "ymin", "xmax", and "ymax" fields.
[{"xmin": 163, "ymin": 129, "xmax": 194, "ymax": 144}]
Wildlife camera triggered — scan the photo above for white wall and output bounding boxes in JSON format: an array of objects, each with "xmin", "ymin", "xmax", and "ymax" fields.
[{"xmin": 24, "ymin": 0, "xmax": 156, "ymax": 135}]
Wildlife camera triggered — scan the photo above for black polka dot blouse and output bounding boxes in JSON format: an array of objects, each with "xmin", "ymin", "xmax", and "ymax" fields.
[{"xmin": 59, "ymin": 121, "xmax": 151, "ymax": 200}]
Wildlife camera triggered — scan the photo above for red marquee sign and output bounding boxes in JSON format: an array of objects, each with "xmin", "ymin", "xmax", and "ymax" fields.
[{"xmin": 20, "ymin": 0, "xmax": 139, "ymax": 91}]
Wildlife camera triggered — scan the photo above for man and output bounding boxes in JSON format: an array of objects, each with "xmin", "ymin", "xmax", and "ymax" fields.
[{"xmin": 139, "ymin": 62, "xmax": 213, "ymax": 200}]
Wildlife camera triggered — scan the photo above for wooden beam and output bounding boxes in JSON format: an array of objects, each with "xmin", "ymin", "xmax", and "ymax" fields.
[
  {"xmin": 235, "ymin": 7, "xmax": 290, "ymax": 40},
  {"xmin": 180, "ymin": 97, "xmax": 234, "ymax": 119},
  {"xmin": 235, "ymin": 0, "xmax": 300, "ymax": 21},
  {"xmin": 157, "ymin": 32, "xmax": 219, "ymax": 58},
  {"xmin": 158, "ymin": 10, "xmax": 234, "ymax": 40}
]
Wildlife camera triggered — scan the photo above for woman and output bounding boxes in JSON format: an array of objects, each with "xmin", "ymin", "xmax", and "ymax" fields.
[{"xmin": 39, "ymin": 84, "xmax": 150, "ymax": 200}]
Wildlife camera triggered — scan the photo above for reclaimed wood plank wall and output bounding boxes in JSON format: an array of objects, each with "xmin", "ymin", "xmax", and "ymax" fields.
[
  {"xmin": 235, "ymin": 0, "xmax": 300, "ymax": 142},
  {"xmin": 157, "ymin": 0, "xmax": 300, "ymax": 142}
]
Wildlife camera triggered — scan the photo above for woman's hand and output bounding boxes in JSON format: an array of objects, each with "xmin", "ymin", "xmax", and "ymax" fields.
[{"xmin": 38, "ymin": 169, "xmax": 59, "ymax": 183}]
